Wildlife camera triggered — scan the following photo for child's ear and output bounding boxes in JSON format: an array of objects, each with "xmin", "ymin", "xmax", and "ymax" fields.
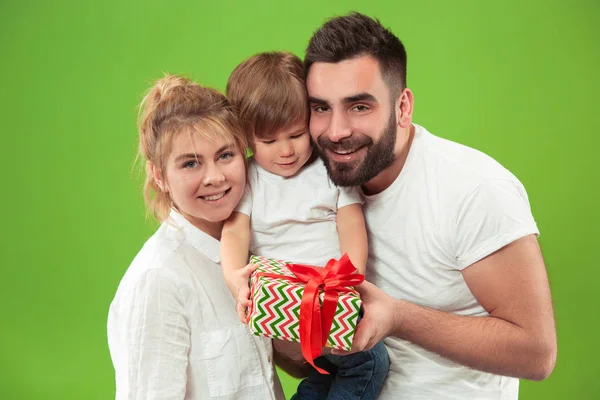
[{"xmin": 150, "ymin": 163, "xmax": 168, "ymax": 193}]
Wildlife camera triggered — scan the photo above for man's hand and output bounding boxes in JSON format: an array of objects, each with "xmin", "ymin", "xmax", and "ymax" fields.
[{"xmin": 332, "ymin": 280, "xmax": 398, "ymax": 355}]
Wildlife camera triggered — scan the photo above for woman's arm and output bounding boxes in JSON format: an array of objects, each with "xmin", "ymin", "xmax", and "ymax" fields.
[{"xmin": 116, "ymin": 269, "xmax": 190, "ymax": 399}]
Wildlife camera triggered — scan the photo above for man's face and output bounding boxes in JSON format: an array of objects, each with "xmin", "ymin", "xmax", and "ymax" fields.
[{"xmin": 306, "ymin": 56, "xmax": 397, "ymax": 187}]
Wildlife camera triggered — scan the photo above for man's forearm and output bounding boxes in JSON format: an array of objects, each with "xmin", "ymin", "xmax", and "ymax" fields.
[{"xmin": 394, "ymin": 299, "xmax": 556, "ymax": 381}]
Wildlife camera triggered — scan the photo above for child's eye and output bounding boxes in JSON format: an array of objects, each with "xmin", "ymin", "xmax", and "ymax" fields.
[
  {"xmin": 183, "ymin": 161, "xmax": 198, "ymax": 169},
  {"xmin": 260, "ymin": 140, "xmax": 276, "ymax": 145},
  {"xmin": 219, "ymin": 151, "xmax": 234, "ymax": 161},
  {"xmin": 291, "ymin": 132, "xmax": 306, "ymax": 139}
]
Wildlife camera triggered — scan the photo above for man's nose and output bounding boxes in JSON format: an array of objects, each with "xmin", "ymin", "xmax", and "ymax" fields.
[{"xmin": 327, "ymin": 111, "xmax": 352, "ymax": 142}]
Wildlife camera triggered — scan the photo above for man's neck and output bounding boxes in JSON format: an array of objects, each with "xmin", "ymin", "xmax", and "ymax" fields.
[{"xmin": 362, "ymin": 124, "xmax": 415, "ymax": 196}]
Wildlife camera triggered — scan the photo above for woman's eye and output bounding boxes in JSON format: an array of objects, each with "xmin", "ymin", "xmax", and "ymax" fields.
[{"xmin": 219, "ymin": 151, "xmax": 234, "ymax": 160}]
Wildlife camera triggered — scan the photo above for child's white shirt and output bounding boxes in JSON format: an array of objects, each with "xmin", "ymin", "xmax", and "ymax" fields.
[{"xmin": 236, "ymin": 157, "xmax": 362, "ymax": 265}]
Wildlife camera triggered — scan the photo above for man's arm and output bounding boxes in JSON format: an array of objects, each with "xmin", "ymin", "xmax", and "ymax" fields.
[{"xmin": 337, "ymin": 235, "xmax": 557, "ymax": 381}]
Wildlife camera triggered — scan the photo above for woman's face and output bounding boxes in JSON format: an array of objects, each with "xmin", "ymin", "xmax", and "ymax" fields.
[{"xmin": 160, "ymin": 129, "xmax": 246, "ymax": 234}]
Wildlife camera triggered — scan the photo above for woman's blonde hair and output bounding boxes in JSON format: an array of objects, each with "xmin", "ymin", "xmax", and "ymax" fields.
[{"xmin": 137, "ymin": 74, "xmax": 248, "ymax": 221}]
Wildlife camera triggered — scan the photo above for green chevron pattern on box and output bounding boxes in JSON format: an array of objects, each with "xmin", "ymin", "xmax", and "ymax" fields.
[{"xmin": 247, "ymin": 255, "xmax": 362, "ymax": 351}]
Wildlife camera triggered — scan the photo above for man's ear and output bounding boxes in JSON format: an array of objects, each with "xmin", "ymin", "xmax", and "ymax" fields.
[
  {"xmin": 396, "ymin": 88, "xmax": 414, "ymax": 129},
  {"xmin": 150, "ymin": 163, "xmax": 168, "ymax": 193}
]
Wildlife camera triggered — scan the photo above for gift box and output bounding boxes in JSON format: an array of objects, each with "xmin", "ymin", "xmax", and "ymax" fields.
[{"xmin": 247, "ymin": 254, "xmax": 363, "ymax": 372}]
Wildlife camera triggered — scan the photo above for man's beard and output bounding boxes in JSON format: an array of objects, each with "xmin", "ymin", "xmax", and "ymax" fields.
[{"xmin": 316, "ymin": 111, "xmax": 397, "ymax": 187}]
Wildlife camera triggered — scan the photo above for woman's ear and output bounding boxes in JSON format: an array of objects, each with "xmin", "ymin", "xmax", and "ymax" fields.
[{"xmin": 150, "ymin": 163, "xmax": 168, "ymax": 193}]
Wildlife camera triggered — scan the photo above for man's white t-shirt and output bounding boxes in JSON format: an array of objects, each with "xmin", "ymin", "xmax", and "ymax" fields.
[
  {"xmin": 236, "ymin": 157, "xmax": 361, "ymax": 264},
  {"xmin": 364, "ymin": 124, "xmax": 539, "ymax": 400}
]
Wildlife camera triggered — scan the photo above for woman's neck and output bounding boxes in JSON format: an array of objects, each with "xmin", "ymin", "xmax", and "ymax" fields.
[{"xmin": 182, "ymin": 212, "xmax": 224, "ymax": 240}]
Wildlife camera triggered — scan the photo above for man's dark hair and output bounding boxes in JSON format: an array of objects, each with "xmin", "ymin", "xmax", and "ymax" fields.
[{"xmin": 304, "ymin": 12, "xmax": 407, "ymax": 99}]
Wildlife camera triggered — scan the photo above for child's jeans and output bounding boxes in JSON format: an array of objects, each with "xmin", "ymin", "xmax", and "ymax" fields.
[{"xmin": 291, "ymin": 340, "xmax": 389, "ymax": 400}]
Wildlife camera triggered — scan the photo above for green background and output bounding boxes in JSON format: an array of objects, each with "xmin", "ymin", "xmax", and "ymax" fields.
[{"xmin": 1, "ymin": 0, "xmax": 598, "ymax": 398}]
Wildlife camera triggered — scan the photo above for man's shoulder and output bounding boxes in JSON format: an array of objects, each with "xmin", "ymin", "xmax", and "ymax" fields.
[
  {"xmin": 417, "ymin": 125, "xmax": 521, "ymax": 190},
  {"xmin": 398, "ymin": 125, "xmax": 526, "ymax": 219}
]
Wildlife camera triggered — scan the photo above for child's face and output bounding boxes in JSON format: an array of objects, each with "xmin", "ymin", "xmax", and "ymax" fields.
[
  {"xmin": 162, "ymin": 130, "xmax": 246, "ymax": 230},
  {"xmin": 253, "ymin": 120, "xmax": 312, "ymax": 177}
]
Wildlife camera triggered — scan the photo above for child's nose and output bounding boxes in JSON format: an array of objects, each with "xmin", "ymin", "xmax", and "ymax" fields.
[{"xmin": 279, "ymin": 141, "xmax": 294, "ymax": 157}]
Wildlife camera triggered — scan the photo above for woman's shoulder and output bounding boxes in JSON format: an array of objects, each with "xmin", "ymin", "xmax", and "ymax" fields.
[{"xmin": 113, "ymin": 224, "xmax": 192, "ymax": 299}]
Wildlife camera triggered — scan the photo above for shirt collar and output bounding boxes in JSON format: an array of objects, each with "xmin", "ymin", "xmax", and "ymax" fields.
[{"xmin": 168, "ymin": 209, "xmax": 221, "ymax": 263}]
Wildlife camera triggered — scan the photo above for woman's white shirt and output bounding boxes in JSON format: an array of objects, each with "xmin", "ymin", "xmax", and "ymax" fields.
[{"xmin": 107, "ymin": 210, "xmax": 284, "ymax": 400}]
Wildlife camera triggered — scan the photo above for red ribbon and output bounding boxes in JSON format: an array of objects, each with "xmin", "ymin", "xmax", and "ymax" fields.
[{"xmin": 252, "ymin": 254, "xmax": 364, "ymax": 374}]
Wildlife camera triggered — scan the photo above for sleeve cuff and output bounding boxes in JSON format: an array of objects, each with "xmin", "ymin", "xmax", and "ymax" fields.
[{"xmin": 457, "ymin": 225, "xmax": 540, "ymax": 270}]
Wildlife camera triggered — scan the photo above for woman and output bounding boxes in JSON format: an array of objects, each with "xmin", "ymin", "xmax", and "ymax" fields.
[{"xmin": 107, "ymin": 75, "xmax": 284, "ymax": 399}]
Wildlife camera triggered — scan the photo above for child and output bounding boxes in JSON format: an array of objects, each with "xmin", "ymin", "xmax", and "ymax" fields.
[
  {"xmin": 221, "ymin": 52, "xmax": 389, "ymax": 400},
  {"xmin": 107, "ymin": 75, "xmax": 284, "ymax": 400}
]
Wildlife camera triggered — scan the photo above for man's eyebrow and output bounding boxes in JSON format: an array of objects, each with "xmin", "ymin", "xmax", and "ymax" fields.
[
  {"xmin": 308, "ymin": 96, "xmax": 328, "ymax": 105},
  {"xmin": 342, "ymin": 93, "xmax": 377, "ymax": 104},
  {"xmin": 308, "ymin": 93, "xmax": 377, "ymax": 106}
]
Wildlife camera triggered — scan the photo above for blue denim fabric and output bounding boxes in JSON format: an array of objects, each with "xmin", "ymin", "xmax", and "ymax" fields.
[{"xmin": 291, "ymin": 340, "xmax": 389, "ymax": 400}]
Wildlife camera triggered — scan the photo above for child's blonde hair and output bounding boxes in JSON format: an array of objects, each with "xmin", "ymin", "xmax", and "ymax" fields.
[
  {"xmin": 138, "ymin": 74, "xmax": 248, "ymax": 221},
  {"xmin": 226, "ymin": 51, "xmax": 308, "ymax": 145}
]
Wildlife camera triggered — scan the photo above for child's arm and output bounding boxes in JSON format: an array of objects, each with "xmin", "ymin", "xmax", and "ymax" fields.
[
  {"xmin": 337, "ymin": 203, "xmax": 368, "ymax": 275},
  {"xmin": 220, "ymin": 211, "xmax": 252, "ymax": 298}
]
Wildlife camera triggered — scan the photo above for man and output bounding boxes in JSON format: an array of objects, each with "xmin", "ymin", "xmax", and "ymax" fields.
[{"xmin": 302, "ymin": 12, "xmax": 556, "ymax": 399}]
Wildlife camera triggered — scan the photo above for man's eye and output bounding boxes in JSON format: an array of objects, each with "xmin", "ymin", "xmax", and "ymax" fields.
[
  {"xmin": 183, "ymin": 161, "xmax": 198, "ymax": 168},
  {"xmin": 353, "ymin": 105, "xmax": 369, "ymax": 112},
  {"xmin": 312, "ymin": 105, "xmax": 329, "ymax": 113}
]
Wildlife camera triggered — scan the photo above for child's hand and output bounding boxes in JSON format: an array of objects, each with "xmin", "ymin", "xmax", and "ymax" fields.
[
  {"xmin": 232, "ymin": 263, "xmax": 257, "ymax": 323},
  {"xmin": 237, "ymin": 285, "xmax": 252, "ymax": 323},
  {"xmin": 224, "ymin": 263, "xmax": 257, "ymax": 299}
]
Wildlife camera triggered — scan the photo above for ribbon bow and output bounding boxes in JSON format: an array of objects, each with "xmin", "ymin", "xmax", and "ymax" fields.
[{"xmin": 254, "ymin": 254, "xmax": 364, "ymax": 374}]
